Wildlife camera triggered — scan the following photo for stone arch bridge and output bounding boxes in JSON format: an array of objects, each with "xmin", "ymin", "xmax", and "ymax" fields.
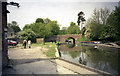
[{"xmin": 45, "ymin": 34, "xmax": 82, "ymax": 43}]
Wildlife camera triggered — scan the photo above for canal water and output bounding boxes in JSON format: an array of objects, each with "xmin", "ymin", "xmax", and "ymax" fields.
[{"xmin": 58, "ymin": 43, "xmax": 120, "ymax": 75}]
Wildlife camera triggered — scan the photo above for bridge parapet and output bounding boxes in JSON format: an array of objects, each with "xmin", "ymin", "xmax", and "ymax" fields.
[
  {"xmin": 58, "ymin": 34, "xmax": 82, "ymax": 42},
  {"xmin": 45, "ymin": 34, "xmax": 82, "ymax": 43}
]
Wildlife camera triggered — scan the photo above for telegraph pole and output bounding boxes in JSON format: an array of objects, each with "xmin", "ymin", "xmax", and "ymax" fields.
[{"xmin": 0, "ymin": 0, "xmax": 20, "ymax": 73}]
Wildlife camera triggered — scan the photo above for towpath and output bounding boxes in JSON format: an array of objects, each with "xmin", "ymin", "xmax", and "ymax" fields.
[{"xmin": 2, "ymin": 45, "xmax": 77, "ymax": 74}]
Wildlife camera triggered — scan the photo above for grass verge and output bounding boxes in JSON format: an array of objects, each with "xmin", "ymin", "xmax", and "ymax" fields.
[{"xmin": 42, "ymin": 42, "xmax": 57, "ymax": 58}]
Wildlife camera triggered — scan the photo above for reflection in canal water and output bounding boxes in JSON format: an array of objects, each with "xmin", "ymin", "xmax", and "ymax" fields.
[{"xmin": 59, "ymin": 43, "xmax": 120, "ymax": 75}]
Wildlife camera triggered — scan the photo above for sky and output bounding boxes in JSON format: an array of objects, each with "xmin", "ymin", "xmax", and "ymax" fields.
[{"xmin": 7, "ymin": 0, "xmax": 119, "ymax": 29}]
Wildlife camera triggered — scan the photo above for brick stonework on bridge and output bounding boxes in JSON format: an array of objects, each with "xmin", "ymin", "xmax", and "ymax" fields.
[
  {"xmin": 58, "ymin": 34, "xmax": 82, "ymax": 42},
  {"xmin": 45, "ymin": 34, "xmax": 82, "ymax": 43}
]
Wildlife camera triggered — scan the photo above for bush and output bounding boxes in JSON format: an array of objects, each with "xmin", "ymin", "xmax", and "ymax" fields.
[
  {"xmin": 18, "ymin": 29, "xmax": 36, "ymax": 42},
  {"xmin": 77, "ymin": 36, "xmax": 91, "ymax": 42}
]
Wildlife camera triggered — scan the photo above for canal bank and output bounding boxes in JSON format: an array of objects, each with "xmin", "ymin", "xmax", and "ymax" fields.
[
  {"xmin": 57, "ymin": 42, "xmax": 120, "ymax": 75},
  {"xmin": 54, "ymin": 58, "xmax": 112, "ymax": 75},
  {"xmin": 80, "ymin": 41, "xmax": 120, "ymax": 49},
  {"xmin": 98, "ymin": 43, "xmax": 120, "ymax": 49},
  {"xmin": 55, "ymin": 49, "xmax": 113, "ymax": 76}
]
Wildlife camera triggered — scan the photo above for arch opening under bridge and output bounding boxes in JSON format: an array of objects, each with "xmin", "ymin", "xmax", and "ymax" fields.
[{"xmin": 66, "ymin": 37, "xmax": 75, "ymax": 44}]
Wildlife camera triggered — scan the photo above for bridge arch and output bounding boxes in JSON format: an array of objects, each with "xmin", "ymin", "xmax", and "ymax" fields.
[{"xmin": 66, "ymin": 37, "xmax": 75, "ymax": 44}]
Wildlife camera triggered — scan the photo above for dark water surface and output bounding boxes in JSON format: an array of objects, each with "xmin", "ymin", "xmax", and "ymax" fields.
[{"xmin": 59, "ymin": 44, "xmax": 120, "ymax": 75}]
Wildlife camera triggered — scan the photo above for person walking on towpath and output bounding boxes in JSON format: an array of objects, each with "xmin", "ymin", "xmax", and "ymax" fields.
[
  {"xmin": 23, "ymin": 40, "xmax": 27, "ymax": 49},
  {"xmin": 28, "ymin": 40, "xmax": 31, "ymax": 48}
]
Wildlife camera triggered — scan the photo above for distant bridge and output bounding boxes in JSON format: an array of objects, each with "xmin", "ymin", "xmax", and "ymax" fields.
[{"xmin": 45, "ymin": 34, "xmax": 82, "ymax": 43}]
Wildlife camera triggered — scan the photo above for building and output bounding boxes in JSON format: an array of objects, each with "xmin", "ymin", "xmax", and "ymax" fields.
[{"xmin": 7, "ymin": 26, "xmax": 15, "ymax": 39}]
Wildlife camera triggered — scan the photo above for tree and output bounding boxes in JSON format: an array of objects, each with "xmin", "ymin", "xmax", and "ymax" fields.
[
  {"xmin": 18, "ymin": 29, "xmax": 36, "ymax": 42},
  {"xmin": 8, "ymin": 21, "xmax": 21, "ymax": 33},
  {"xmin": 107, "ymin": 6, "xmax": 120, "ymax": 36},
  {"xmin": 92, "ymin": 8, "xmax": 100, "ymax": 24},
  {"xmin": 67, "ymin": 22, "xmax": 80, "ymax": 34},
  {"xmin": 99, "ymin": 25, "xmax": 117, "ymax": 41},
  {"xmin": 100, "ymin": 8, "xmax": 110, "ymax": 25},
  {"xmin": 23, "ymin": 18, "xmax": 60, "ymax": 38},
  {"xmin": 77, "ymin": 11, "xmax": 86, "ymax": 27},
  {"xmin": 46, "ymin": 21, "xmax": 60, "ymax": 36},
  {"xmin": 81, "ymin": 27, "xmax": 86, "ymax": 35},
  {"xmin": 70, "ymin": 22, "xmax": 76, "ymax": 26},
  {"xmin": 89, "ymin": 22, "xmax": 103, "ymax": 40},
  {"xmin": 85, "ymin": 8, "xmax": 110, "ymax": 40},
  {"xmin": 77, "ymin": 11, "xmax": 84, "ymax": 26},
  {"xmin": 32, "ymin": 23, "xmax": 46, "ymax": 38},
  {"xmin": 100, "ymin": 6, "xmax": 120, "ymax": 41},
  {"xmin": 23, "ymin": 24, "xmax": 31, "ymax": 31},
  {"xmin": 35, "ymin": 18, "xmax": 44, "ymax": 23},
  {"xmin": 92, "ymin": 8, "xmax": 110, "ymax": 25},
  {"xmin": 44, "ymin": 18, "xmax": 51, "ymax": 24},
  {"xmin": 77, "ymin": 11, "xmax": 86, "ymax": 34},
  {"xmin": 59, "ymin": 27, "xmax": 67, "ymax": 35},
  {"xmin": 85, "ymin": 21, "xmax": 104, "ymax": 40}
]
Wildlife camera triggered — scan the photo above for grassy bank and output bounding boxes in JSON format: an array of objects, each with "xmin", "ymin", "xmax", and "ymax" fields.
[
  {"xmin": 41, "ymin": 42, "xmax": 57, "ymax": 58},
  {"xmin": 31, "ymin": 42, "xmax": 57, "ymax": 58},
  {"xmin": 43, "ymin": 43, "xmax": 56, "ymax": 58}
]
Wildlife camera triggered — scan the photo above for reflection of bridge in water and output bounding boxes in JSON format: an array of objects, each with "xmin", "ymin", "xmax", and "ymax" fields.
[
  {"xmin": 59, "ymin": 44, "xmax": 87, "ymax": 65},
  {"xmin": 45, "ymin": 34, "xmax": 82, "ymax": 44},
  {"xmin": 59, "ymin": 44, "xmax": 88, "ymax": 65}
]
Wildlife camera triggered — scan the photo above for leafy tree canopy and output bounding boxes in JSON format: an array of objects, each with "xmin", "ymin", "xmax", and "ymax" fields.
[
  {"xmin": 8, "ymin": 21, "xmax": 21, "ymax": 33},
  {"xmin": 67, "ymin": 22, "xmax": 80, "ymax": 34},
  {"xmin": 35, "ymin": 18, "xmax": 44, "ymax": 23},
  {"xmin": 22, "ymin": 18, "xmax": 60, "ymax": 38},
  {"xmin": 18, "ymin": 29, "xmax": 36, "ymax": 42},
  {"xmin": 85, "ymin": 6, "xmax": 120, "ymax": 42}
]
